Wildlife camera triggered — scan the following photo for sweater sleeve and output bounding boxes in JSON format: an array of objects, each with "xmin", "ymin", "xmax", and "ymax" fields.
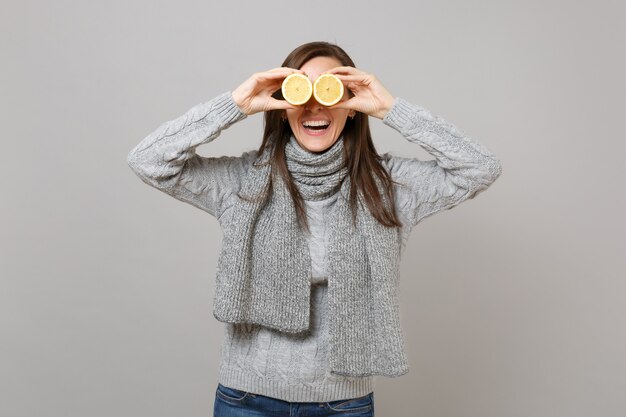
[
  {"xmin": 126, "ymin": 91, "xmax": 251, "ymax": 219},
  {"xmin": 382, "ymin": 97, "xmax": 503, "ymax": 228}
]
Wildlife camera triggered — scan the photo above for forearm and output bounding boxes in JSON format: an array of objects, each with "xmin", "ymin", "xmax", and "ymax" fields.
[
  {"xmin": 126, "ymin": 91, "xmax": 247, "ymax": 190},
  {"xmin": 383, "ymin": 97, "xmax": 503, "ymax": 225},
  {"xmin": 384, "ymin": 97, "xmax": 502, "ymax": 192}
]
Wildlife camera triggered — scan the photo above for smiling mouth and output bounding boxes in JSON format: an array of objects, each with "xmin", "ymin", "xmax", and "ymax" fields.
[{"xmin": 301, "ymin": 121, "xmax": 331, "ymax": 134}]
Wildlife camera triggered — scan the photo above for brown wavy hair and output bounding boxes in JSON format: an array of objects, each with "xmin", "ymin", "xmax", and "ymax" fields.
[{"xmin": 244, "ymin": 40, "xmax": 402, "ymax": 233}]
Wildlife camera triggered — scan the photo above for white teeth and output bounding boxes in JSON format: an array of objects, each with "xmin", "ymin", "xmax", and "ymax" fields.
[{"xmin": 302, "ymin": 120, "xmax": 330, "ymax": 127}]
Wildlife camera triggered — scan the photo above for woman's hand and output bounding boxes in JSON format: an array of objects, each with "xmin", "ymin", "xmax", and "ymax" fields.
[
  {"xmin": 232, "ymin": 67, "xmax": 305, "ymax": 116},
  {"xmin": 322, "ymin": 66, "xmax": 396, "ymax": 120}
]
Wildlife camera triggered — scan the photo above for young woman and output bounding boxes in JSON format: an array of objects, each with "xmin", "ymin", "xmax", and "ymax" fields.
[{"xmin": 127, "ymin": 41, "xmax": 502, "ymax": 416}]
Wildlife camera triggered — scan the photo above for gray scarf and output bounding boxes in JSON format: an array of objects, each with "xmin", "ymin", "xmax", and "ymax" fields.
[{"xmin": 212, "ymin": 133, "xmax": 410, "ymax": 377}]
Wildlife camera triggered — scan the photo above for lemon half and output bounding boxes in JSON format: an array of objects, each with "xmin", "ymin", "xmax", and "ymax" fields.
[
  {"xmin": 313, "ymin": 74, "xmax": 344, "ymax": 106},
  {"xmin": 281, "ymin": 73, "xmax": 313, "ymax": 106}
]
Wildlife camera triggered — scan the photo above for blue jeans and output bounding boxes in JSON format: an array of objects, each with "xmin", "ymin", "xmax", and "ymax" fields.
[{"xmin": 213, "ymin": 383, "xmax": 375, "ymax": 416}]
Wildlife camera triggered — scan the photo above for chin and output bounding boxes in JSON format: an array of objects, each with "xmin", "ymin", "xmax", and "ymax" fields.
[{"xmin": 295, "ymin": 129, "xmax": 339, "ymax": 154}]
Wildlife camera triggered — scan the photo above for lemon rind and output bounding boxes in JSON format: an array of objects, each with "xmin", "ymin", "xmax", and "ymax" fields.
[
  {"xmin": 281, "ymin": 74, "xmax": 313, "ymax": 106},
  {"xmin": 313, "ymin": 74, "xmax": 344, "ymax": 107}
]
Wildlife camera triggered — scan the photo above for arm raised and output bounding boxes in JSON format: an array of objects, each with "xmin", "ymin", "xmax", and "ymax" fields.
[
  {"xmin": 383, "ymin": 97, "xmax": 503, "ymax": 228},
  {"xmin": 126, "ymin": 91, "xmax": 250, "ymax": 218}
]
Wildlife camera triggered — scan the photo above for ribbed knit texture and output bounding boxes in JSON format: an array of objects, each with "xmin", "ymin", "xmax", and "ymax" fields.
[
  {"xmin": 127, "ymin": 90, "xmax": 503, "ymax": 401},
  {"xmin": 218, "ymin": 187, "xmax": 375, "ymax": 402},
  {"xmin": 212, "ymin": 121, "xmax": 414, "ymax": 377},
  {"xmin": 217, "ymin": 165, "xmax": 383, "ymax": 402},
  {"xmin": 210, "ymin": 129, "xmax": 350, "ymax": 336}
]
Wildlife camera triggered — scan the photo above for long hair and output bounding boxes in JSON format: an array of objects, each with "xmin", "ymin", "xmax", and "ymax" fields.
[{"xmin": 241, "ymin": 40, "xmax": 402, "ymax": 233}]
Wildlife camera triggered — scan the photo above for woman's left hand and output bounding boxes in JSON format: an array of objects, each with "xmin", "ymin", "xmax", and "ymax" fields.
[{"xmin": 322, "ymin": 66, "xmax": 396, "ymax": 120}]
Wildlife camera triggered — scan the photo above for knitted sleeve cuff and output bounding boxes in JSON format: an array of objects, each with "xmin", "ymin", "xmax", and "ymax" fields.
[
  {"xmin": 382, "ymin": 97, "xmax": 422, "ymax": 132},
  {"xmin": 211, "ymin": 91, "xmax": 248, "ymax": 128}
]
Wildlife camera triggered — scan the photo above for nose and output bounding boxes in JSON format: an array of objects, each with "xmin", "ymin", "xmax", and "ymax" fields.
[{"xmin": 303, "ymin": 96, "xmax": 324, "ymax": 112}]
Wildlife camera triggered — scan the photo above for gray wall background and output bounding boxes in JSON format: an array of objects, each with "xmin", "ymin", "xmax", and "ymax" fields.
[{"xmin": 2, "ymin": 1, "xmax": 624, "ymax": 416}]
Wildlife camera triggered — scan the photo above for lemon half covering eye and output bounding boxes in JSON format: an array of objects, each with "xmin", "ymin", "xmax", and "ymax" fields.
[
  {"xmin": 313, "ymin": 74, "xmax": 344, "ymax": 106},
  {"xmin": 281, "ymin": 73, "xmax": 313, "ymax": 106}
]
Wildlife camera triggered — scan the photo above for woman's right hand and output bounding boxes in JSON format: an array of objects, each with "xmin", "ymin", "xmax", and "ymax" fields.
[{"xmin": 231, "ymin": 67, "xmax": 306, "ymax": 116}]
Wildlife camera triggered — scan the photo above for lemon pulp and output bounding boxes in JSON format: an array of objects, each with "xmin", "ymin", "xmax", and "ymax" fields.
[
  {"xmin": 313, "ymin": 74, "xmax": 344, "ymax": 106},
  {"xmin": 281, "ymin": 74, "xmax": 313, "ymax": 106}
]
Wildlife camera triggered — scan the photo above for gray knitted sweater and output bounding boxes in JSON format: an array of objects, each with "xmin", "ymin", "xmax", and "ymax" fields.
[{"xmin": 127, "ymin": 91, "xmax": 502, "ymax": 403}]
